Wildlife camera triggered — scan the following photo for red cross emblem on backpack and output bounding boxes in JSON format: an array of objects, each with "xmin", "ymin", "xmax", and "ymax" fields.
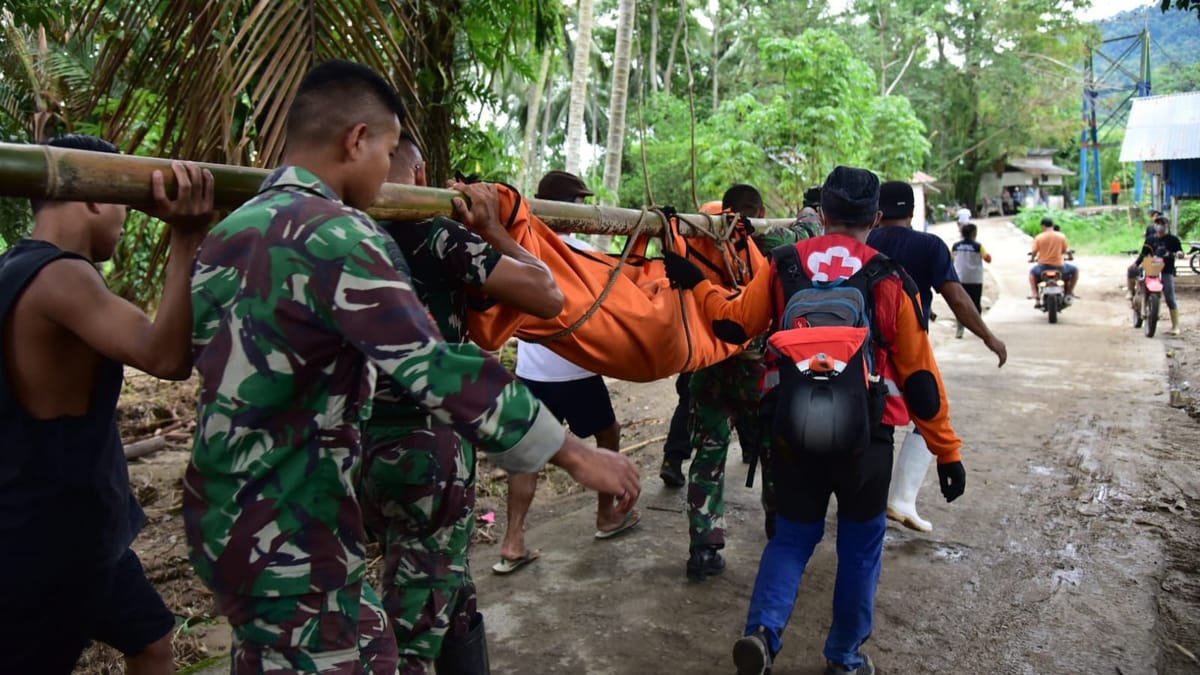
[{"xmin": 806, "ymin": 246, "xmax": 863, "ymax": 283}]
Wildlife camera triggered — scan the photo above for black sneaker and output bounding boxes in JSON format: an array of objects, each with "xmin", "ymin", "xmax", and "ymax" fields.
[
  {"xmin": 824, "ymin": 654, "xmax": 875, "ymax": 675},
  {"xmin": 686, "ymin": 546, "xmax": 725, "ymax": 581},
  {"xmin": 660, "ymin": 458, "xmax": 685, "ymax": 488},
  {"xmin": 732, "ymin": 628, "xmax": 772, "ymax": 675}
]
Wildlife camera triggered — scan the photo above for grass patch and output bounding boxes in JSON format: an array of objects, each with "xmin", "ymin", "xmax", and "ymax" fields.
[{"xmin": 1013, "ymin": 207, "xmax": 1148, "ymax": 255}]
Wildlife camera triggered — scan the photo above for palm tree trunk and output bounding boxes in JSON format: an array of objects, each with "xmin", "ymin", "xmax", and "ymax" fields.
[
  {"xmin": 565, "ymin": 0, "xmax": 595, "ymax": 176},
  {"xmin": 663, "ymin": 0, "xmax": 687, "ymax": 97},
  {"xmin": 601, "ymin": 0, "xmax": 636, "ymax": 204},
  {"xmin": 711, "ymin": 6, "xmax": 720, "ymax": 112},
  {"xmin": 539, "ymin": 78, "xmax": 555, "ymax": 179},
  {"xmin": 520, "ymin": 48, "xmax": 554, "ymax": 194},
  {"xmin": 649, "ymin": 1, "xmax": 659, "ymax": 92}
]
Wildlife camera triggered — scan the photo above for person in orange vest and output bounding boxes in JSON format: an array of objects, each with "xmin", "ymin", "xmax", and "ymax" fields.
[{"xmin": 1110, "ymin": 178, "xmax": 1121, "ymax": 205}]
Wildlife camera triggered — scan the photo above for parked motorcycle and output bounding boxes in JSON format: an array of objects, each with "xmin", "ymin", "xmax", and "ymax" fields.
[
  {"xmin": 1132, "ymin": 249, "xmax": 1166, "ymax": 338},
  {"xmin": 1188, "ymin": 240, "xmax": 1199, "ymax": 275}
]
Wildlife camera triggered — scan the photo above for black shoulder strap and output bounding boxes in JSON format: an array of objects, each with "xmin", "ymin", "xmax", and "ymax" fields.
[{"xmin": 769, "ymin": 243, "xmax": 809, "ymax": 298}]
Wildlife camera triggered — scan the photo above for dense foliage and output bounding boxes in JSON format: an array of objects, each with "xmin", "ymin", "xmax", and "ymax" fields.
[{"xmin": 3, "ymin": 0, "xmax": 1194, "ymax": 302}]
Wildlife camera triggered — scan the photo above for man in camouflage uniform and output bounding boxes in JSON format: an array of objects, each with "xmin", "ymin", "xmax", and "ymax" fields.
[
  {"xmin": 358, "ymin": 131, "xmax": 564, "ymax": 673},
  {"xmin": 686, "ymin": 184, "xmax": 813, "ymax": 581},
  {"xmin": 187, "ymin": 60, "xmax": 640, "ymax": 674}
]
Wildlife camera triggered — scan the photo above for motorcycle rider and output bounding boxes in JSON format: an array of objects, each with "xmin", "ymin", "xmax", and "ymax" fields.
[
  {"xmin": 1029, "ymin": 217, "xmax": 1078, "ymax": 305},
  {"xmin": 1127, "ymin": 211, "xmax": 1165, "ymax": 299},
  {"xmin": 1136, "ymin": 216, "xmax": 1185, "ymax": 335}
]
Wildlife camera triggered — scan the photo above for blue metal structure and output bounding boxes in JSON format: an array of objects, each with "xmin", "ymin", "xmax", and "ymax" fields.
[{"xmin": 1079, "ymin": 30, "xmax": 1151, "ymax": 205}]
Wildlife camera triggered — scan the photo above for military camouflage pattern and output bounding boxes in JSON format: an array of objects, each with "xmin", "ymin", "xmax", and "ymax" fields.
[
  {"xmin": 381, "ymin": 217, "xmax": 501, "ymax": 344},
  {"xmin": 359, "ymin": 425, "xmax": 476, "ymax": 671},
  {"xmin": 684, "ymin": 221, "xmax": 812, "ymax": 548},
  {"xmin": 359, "ymin": 216, "xmax": 499, "ymax": 668},
  {"xmin": 686, "ymin": 356, "xmax": 766, "ymax": 549},
  {"xmin": 753, "ymin": 221, "xmax": 812, "ymax": 253},
  {"xmin": 188, "ymin": 166, "xmax": 563, "ymax": 622},
  {"xmin": 223, "ymin": 581, "xmax": 396, "ymax": 674}
]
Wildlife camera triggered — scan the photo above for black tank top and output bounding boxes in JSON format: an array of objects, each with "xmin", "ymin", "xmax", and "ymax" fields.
[{"xmin": 0, "ymin": 239, "xmax": 144, "ymax": 574}]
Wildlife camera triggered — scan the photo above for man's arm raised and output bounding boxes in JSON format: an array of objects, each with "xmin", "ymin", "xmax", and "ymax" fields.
[
  {"xmin": 664, "ymin": 250, "xmax": 773, "ymax": 343},
  {"xmin": 449, "ymin": 180, "xmax": 564, "ymax": 319},
  {"xmin": 37, "ymin": 162, "xmax": 214, "ymax": 380},
  {"xmin": 330, "ymin": 224, "xmax": 640, "ymax": 509}
]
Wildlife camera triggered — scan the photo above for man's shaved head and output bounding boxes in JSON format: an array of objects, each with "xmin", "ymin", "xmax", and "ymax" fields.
[
  {"xmin": 285, "ymin": 59, "xmax": 406, "ymax": 149},
  {"xmin": 722, "ymin": 184, "xmax": 765, "ymax": 218}
]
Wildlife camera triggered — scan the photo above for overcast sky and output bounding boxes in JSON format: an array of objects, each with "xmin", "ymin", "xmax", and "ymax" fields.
[
  {"xmin": 820, "ymin": 0, "xmax": 1160, "ymax": 23},
  {"xmin": 1079, "ymin": 0, "xmax": 1159, "ymax": 21}
]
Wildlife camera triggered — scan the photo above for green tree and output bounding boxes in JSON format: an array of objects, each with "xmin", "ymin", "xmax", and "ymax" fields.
[
  {"xmin": 621, "ymin": 29, "xmax": 927, "ymax": 215},
  {"xmin": 1161, "ymin": 0, "xmax": 1200, "ymax": 19},
  {"xmin": 888, "ymin": 0, "xmax": 1091, "ymax": 204},
  {"xmin": 866, "ymin": 95, "xmax": 930, "ymax": 181}
]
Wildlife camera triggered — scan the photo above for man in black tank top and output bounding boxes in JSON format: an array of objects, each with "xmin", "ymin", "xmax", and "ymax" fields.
[{"xmin": 0, "ymin": 134, "xmax": 213, "ymax": 674}]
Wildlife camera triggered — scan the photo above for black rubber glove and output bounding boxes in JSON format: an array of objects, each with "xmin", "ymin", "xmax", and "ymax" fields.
[
  {"xmin": 937, "ymin": 461, "xmax": 966, "ymax": 502},
  {"xmin": 664, "ymin": 250, "xmax": 705, "ymax": 290},
  {"xmin": 711, "ymin": 319, "xmax": 749, "ymax": 344}
]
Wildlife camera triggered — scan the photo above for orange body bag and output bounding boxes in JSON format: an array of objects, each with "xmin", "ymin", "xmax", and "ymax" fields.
[{"xmin": 466, "ymin": 187, "xmax": 764, "ymax": 381}]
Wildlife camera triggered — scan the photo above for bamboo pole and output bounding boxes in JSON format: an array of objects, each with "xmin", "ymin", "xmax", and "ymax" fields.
[{"xmin": 0, "ymin": 142, "xmax": 798, "ymax": 237}]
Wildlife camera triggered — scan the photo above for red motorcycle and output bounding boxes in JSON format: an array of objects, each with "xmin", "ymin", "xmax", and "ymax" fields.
[{"xmin": 1132, "ymin": 250, "xmax": 1166, "ymax": 338}]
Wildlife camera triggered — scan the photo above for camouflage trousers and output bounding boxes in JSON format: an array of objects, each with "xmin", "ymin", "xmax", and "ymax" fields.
[
  {"xmin": 220, "ymin": 581, "xmax": 397, "ymax": 674},
  {"xmin": 358, "ymin": 420, "xmax": 477, "ymax": 674},
  {"xmin": 687, "ymin": 357, "xmax": 773, "ymax": 550}
]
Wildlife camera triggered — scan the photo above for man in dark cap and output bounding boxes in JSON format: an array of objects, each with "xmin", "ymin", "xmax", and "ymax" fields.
[
  {"xmin": 868, "ymin": 180, "xmax": 1005, "ymax": 533},
  {"xmin": 535, "ymin": 170, "xmax": 594, "ymax": 202},
  {"xmin": 664, "ymin": 166, "xmax": 967, "ymax": 675}
]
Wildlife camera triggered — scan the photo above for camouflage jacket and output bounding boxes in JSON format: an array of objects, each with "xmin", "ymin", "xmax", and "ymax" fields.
[
  {"xmin": 753, "ymin": 222, "xmax": 812, "ymax": 253},
  {"xmin": 187, "ymin": 167, "xmax": 563, "ymax": 598},
  {"xmin": 370, "ymin": 217, "xmax": 501, "ymax": 425},
  {"xmin": 381, "ymin": 217, "xmax": 500, "ymax": 344}
]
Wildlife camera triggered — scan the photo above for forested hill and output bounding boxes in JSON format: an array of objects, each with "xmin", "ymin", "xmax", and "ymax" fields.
[{"xmin": 1096, "ymin": 5, "xmax": 1200, "ymax": 94}]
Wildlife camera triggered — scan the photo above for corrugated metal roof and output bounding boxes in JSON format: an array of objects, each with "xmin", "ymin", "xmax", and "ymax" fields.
[
  {"xmin": 1120, "ymin": 91, "xmax": 1200, "ymax": 162},
  {"xmin": 1007, "ymin": 158, "xmax": 1074, "ymax": 176}
]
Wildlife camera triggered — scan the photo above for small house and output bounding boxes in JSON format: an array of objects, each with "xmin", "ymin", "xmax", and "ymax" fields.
[
  {"xmin": 1119, "ymin": 91, "xmax": 1200, "ymax": 225},
  {"xmin": 977, "ymin": 150, "xmax": 1074, "ymax": 214}
]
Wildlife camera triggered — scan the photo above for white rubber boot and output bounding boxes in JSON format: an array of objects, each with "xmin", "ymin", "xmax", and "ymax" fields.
[{"xmin": 887, "ymin": 431, "xmax": 934, "ymax": 532}]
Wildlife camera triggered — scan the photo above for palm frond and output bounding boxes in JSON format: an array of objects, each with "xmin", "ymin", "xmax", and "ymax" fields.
[{"xmin": 72, "ymin": 0, "xmax": 419, "ymax": 167}]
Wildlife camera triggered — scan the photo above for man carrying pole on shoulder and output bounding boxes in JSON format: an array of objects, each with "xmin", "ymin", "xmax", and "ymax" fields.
[
  {"xmin": 359, "ymin": 131, "xmax": 567, "ymax": 673},
  {"xmin": 187, "ymin": 60, "xmax": 640, "ymax": 674},
  {"xmin": 0, "ymin": 134, "xmax": 214, "ymax": 675}
]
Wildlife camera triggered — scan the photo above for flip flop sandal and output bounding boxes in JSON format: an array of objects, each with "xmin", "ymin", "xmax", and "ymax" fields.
[
  {"xmin": 491, "ymin": 549, "xmax": 540, "ymax": 575},
  {"xmin": 594, "ymin": 510, "xmax": 641, "ymax": 540}
]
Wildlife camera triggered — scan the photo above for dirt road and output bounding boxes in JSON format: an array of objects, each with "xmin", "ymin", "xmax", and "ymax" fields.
[{"xmin": 473, "ymin": 218, "xmax": 1200, "ymax": 675}]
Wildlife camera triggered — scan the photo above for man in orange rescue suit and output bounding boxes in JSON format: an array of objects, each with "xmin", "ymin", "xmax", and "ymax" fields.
[{"xmin": 664, "ymin": 166, "xmax": 966, "ymax": 675}]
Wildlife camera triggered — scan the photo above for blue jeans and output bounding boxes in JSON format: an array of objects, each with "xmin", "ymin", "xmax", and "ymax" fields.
[{"xmin": 1030, "ymin": 262, "xmax": 1077, "ymax": 280}]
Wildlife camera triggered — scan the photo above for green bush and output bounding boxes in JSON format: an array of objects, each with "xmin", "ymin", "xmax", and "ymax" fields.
[
  {"xmin": 1012, "ymin": 206, "xmax": 1147, "ymax": 255},
  {"xmin": 1178, "ymin": 201, "xmax": 1200, "ymax": 242}
]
